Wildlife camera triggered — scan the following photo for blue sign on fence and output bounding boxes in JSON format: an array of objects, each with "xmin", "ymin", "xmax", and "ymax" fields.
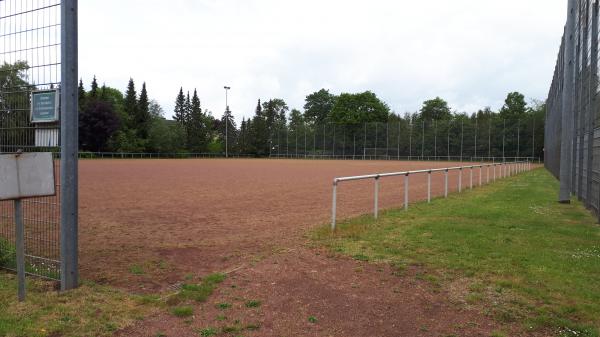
[{"xmin": 31, "ymin": 90, "xmax": 59, "ymax": 123}]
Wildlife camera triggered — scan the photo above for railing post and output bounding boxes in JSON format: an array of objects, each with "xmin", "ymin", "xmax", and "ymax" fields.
[
  {"xmin": 444, "ymin": 169, "xmax": 449, "ymax": 198},
  {"xmin": 479, "ymin": 166, "xmax": 483, "ymax": 186},
  {"xmin": 404, "ymin": 173, "xmax": 409, "ymax": 210},
  {"xmin": 331, "ymin": 180, "xmax": 338, "ymax": 231},
  {"xmin": 487, "ymin": 165, "xmax": 490, "ymax": 183},
  {"xmin": 427, "ymin": 170, "xmax": 432, "ymax": 203},
  {"xmin": 458, "ymin": 168, "xmax": 463, "ymax": 193},
  {"xmin": 374, "ymin": 176, "xmax": 380, "ymax": 219},
  {"xmin": 470, "ymin": 166, "xmax": 473, "ymax": 190},
  {"xmin": 493, "ymin": 164, "xmax": 497, "ymax": 181}
]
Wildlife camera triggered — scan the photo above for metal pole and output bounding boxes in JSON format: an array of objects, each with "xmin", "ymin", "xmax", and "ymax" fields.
[
  {"xmin": 444, "ymin": 169, "xmax": 449, "ymax": 198},
  {"xmin": 517, "ymin": 120, "xmax": 520, "ymax": 158},
  {"xmin": 409, "ymin": 121, "xmax": 413, "ymax": 160},
  {"xmin": 398, "ymin": 121, "xmax": 401, "ymax": 160},
  {"xmin": 488, "ymin": 117, "xmax": 492, "ymax": 159},
  {"xmin": 447, "ymin": 120, "xmax": 450, "ymax": 161},
  {"xmin": 458, "ymin": 168, "xmax": 463, "ymax": 192},
  {"xmin": 434, "ymin": 120, "xmax": 437, "ymax": 160},
  {"xmin": 15, "ymin": 200, "xmax": 25, "ymax": 301},
  {"xmin": 375, "ymin": 123, "xmax": 379, "ymax": 158},
  {"xmin": 331, "ymin": 182, "xmax": 337, "ymax": 231},
  {"xmin": 224, "ymin": 86, "xmax": 231, "ymax": 158},
  {"xmin": 421, "ymin": 120, "xmax": 425, "ymax": 160},
  {"xmin": 502, "ymin": 119, "xmax": 506, "ymax": 162},
  {"xmin": 460, "ymin": 120, "xmax": 464, "ymax": 162},
  {"xmin": 479, "ymin": 166, "xmax": 482, "ymax": 186},
  {"xmin": 374, "ymin": 177, "xmax": 380, "ymax": 219},
  {"xmin": 363, "ymin": 123, "xmax": 367, "ymax": 160},
  {"xmin": 404, "ymin": 174, "xmax": 409, "ymax": 210},
  {"xmin": 474, "ymin": 117, "xmax": 478, "ymax": 159},
  {"xmin": 427, "ymin": 171, "xmax": 432, "ymax": 202},
  {"xmin": 470, "ymin": 167, "xmax": 473, "ymax": 189},
  {"xmin": 61, "ymin": 0, "xmax": 79, "ymax": 291}
]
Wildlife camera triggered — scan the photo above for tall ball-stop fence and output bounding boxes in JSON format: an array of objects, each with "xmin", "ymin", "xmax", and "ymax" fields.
[
  {"xmin": 266, "ymin": 116, "xmax": 543, "ymax": 162},
  {"xmin": 546, "ymin": 0, "xmax": 600, "ymax": 218},
  {"xmin": 0, "ymin": 0, "xmax": 78, "ymax": 290}
]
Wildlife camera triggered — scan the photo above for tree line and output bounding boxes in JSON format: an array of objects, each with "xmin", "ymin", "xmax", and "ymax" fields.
[{"xmin": 1, "ymin": 62, "xmax": 545, "ymax": 158}]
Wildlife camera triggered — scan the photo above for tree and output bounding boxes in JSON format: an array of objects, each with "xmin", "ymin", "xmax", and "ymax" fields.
[
  {"xmin": 0, "ymin": 61, "xmax": 33, "ymax": 149},
  {"xmin": 304, "ymin": 89, "xmax": 337, "ymax": 124},
  {"xmin": 149, "ymin": 100, "xmax": 164, "ymax": 119},
  {"xmin": 147, "ymin": 118, "xmax": 186, "ymax": 153},
  {"xmin": 249, "ymin": 99, "xmax": 269, "ymax": 155},
  {"xmin": 78, "ymin": 79, "xmax": 86, "ymax": 113},
  {"xmin": 217, "ymin": 106, "xmax": 237, "ymax": 153},
  {"xmin": 187, "ymin": 89, "xmax": 208, "ymax": 152},
  {"xmin": 173, "ymin": 88, "xmax": 186, "ymax": 124},
  {"xmin": 289, "ymin": 109, "xmax": 304, "ymax": 131},
  {"xmin": 0, "ymin": 61, "xmax": 31, "ymax": 118},
  {"xmin": 329, "ymin": 91, "xmax": 390, "ymax": 124},
  {"xmin": 124, "ymin": 78, "xmax": 137, "ymax": 130},
  {"xmin": 262, "ymin": 98, "xmax": 288, "ymax": 131},
  {"xmin": 79, "ymin": 100, "xmax": 120, "ymax": 152},
  {"xmin": 500, "ymin": 92, "xmax": 528, "ymax": 119},
  {"xmin": 90, "ymin": 75, "xmax": 99, "ymax": 98},
  {"xmin": 135, "ymin": 82, "xmax": 151, "ymax": 140},
  {"xmin": 420, "ymin": 97, "xmax": 451, "ymax": 121}
]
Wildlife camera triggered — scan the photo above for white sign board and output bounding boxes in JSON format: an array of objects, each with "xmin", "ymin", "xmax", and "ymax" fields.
[{"xmin": 0, "ymin": 153, "xmax": 56, "ymax": 200}]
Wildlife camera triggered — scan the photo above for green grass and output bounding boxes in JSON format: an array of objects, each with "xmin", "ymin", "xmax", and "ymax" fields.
[
  {"xmin": 244, "ymin": 300, "xmax": 261, "ymax": 308},
  {"xmin": 0, "ymin": 273, "xmax": 156, "ymax": 337},
  {"xmin": 314, "ymin": 169, "xmax": 600, "ymax": 336},
  {"xmin": 173, "ymin": 273, "xmax": 227, "ymax": 304},
  {"xmin": 171, "ymin": 306, "xmax": 193, "ymax": 317}
]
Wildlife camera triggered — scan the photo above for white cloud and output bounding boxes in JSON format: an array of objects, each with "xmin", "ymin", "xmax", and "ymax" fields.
[{"xmin": 79, "ymin": 0, "xmax": 566, "ymax": 122}]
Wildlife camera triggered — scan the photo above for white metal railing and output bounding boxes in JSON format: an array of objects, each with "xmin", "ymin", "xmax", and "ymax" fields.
[{"xmin": 331, "ymin": 161, "xmax": 532, "ymax": 230}]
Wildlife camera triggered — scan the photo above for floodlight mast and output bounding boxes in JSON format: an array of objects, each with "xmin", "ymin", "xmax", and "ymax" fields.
[{"xmin": 224, "ymin": 86, "xmax": 231, "ymax": 158}]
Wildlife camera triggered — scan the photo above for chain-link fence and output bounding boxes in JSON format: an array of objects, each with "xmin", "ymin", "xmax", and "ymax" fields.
[
  {"xmin": 0, "ymin": 0, "xmax": 62, "ymax": 280},
  {"xmin": 265, "ymin": 115, "xmax": 543, "ymax": 162},
  {"xmin": 546, "ymin": 0, "xmax": 600, "ymax": 216}
]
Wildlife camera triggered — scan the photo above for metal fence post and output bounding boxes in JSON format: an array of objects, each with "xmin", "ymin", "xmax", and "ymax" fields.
[
  {"xmin": 444, "ymin": 169, "xmax": 449, "ymax": 197},
  {"xmin": 458, "ymin": 168, "xmax": 463, "ymax": 193},
  {"xmin": 331, "ymin": 180, "xmax": 338, "ymax": 231},
  {"xmin": 374, "ymin": 176, "xmax": 380, "ymax": 219},
  {"xmin": 404, "ymin": 173, "xmax": 409, "ymax": 210},
  {"xmin": 61, "ymin": 0, "xmax": 79, "ymax": 291},
  {"xmin": 479, "ymin": 166, "xmax": 483, "ymax": 186},
  {"xmin": 14, "ymin": 200, "xmax": 25, "ymax": 301},
  {"xmin": 428, "ymin": 171, "xmax": 432, "ymax": 202},
  {"xmin": 470, "ymin": 167, "xmax": 473, "ymax": 189}
]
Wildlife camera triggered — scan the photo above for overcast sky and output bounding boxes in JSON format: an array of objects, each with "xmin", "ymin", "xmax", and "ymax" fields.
[{"xmin": 79, "ymin": 0, "xmax": 565, "ymax": 123}]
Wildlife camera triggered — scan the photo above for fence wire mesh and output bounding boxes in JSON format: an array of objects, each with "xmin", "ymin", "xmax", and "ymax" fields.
[
  {"xmin": 0, "ymin": 0, "xmax": 61, "ymax": 280},
  {"xmin": 265, "ymin": 116, "xmax": 543, "ymax": 162},
  {"xmin": 546, "ymin": 0, "xmax": 600, "ymax": 215}
]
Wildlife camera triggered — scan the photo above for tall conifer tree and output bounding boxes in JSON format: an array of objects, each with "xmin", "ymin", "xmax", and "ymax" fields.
[{"xmin": 136, "ymin": 82, "xmax": 151, "ymax": 139}]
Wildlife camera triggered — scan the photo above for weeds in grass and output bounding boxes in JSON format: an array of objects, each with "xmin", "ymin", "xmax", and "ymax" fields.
[
  {"xmin": 245, "ymin": 300, "xmax": 261, "ymax": 308},
  {"xmin": 198, "ymin": 327, "xmax": 218, "ymax": 336},
  {"xmin": 216, "ymin": 302, "xmax": 232, "ymax": 310},
  {"xmin": 171, "ymin": 306, "xmax": 193, "ymax": 317}
]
